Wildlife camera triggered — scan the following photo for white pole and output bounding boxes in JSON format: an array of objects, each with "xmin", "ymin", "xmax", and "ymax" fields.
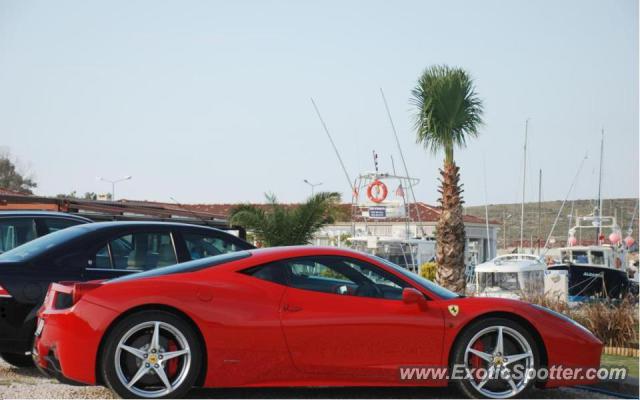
[
  {"xmin": 520, "ymin": 119, "xmax": 529, "ymax": 250},
  {"xmin": 483, "ymin": 156, "xmax": 491, "ymax": 260}
]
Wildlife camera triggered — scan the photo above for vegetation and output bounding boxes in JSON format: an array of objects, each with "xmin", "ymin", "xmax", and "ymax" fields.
[
  {"xmin": 601, "ymin": 354, "xmax": 639, "ymax": 378},
  {"xmin": 0, "ymin": 153, "xmax": 37, "ymax": 194},
  {"xmin": 465, "ymin": 198, "xmax": 639, "ymax": 249},
  {"xmin": 411, "ymin": 65, "xmax": 483, "ymax": 294},
  {"xmin": 229, "ymin": 192, "xmax": 341, "ymax": 247},
  {"xmin": 522, "ymin": 294, "xmax": 639, "ymax": 348},
  {"xmin": 55, "ymin": 191, "xmax": 107, "ymax": 200},
  {"xmin": 419, "ymin": 262, "xmax": 437, "ymax": 281}
]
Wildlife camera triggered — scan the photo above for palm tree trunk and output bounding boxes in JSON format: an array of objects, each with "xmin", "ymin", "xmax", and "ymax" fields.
[{"xmin": 435, "ymin": 160, "xmax": 467, "ymax": 294}]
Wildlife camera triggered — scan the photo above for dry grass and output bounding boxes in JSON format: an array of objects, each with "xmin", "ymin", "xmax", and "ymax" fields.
[{"xmin": 522, "ymin": 294, "xmax": 639, "ymax": 348}]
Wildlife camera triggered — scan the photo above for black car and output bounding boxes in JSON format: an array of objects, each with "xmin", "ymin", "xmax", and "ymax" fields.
[
  {"xmin": 0, "ymin": 211, "xmax": 92, "ymax": 253},
  {"xmin": 0, "ymin": 221, "xmax": 254, "ymax": 367}
]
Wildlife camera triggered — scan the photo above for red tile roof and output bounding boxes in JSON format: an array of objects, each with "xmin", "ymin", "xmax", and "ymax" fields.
[
  {"xmin": 0, "ymin": 187, "xmax": 31, "ymax": 196},
  {"xmin": 179, "ymin": 201, "xmax": 497, "ymax": 225},
  {"xmin": 0, "ymin": 188, "xmax": 497, "ymax": 226}
]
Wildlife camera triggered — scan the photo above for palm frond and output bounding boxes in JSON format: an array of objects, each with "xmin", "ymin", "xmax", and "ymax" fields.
[
  {"xmin": 411, "ymin": 65, "xmax": 484, "ymax": 161},
  {"xmin": 230, "ymin": 192, "xmax": 341, "ymax": 247}
]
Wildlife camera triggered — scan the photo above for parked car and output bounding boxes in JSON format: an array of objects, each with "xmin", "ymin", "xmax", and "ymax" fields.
[
  {"xmin": 0, "ymin": 211, "xmax": 92, "ymax": 253},
  {"xmin": 0, "ymin": 221, "xmax": 254, "ymax": 367},
  {"xmin": 35, "ymin": 246, "xmax": 601, "ymax": 399}
]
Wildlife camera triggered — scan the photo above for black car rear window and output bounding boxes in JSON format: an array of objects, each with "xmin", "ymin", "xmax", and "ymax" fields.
[
  {"xmin": 107, "ymin": 251, "xmax": 252, "ymax": 283},
  {"xmin": 0, "ymin": 225, "xmax": 91, "ymax": 261}
]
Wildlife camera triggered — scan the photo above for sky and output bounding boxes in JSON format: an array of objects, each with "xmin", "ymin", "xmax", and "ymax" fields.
[{"xmin": 0, "ymin": 0, "xmax": 637, "ymax": 206}]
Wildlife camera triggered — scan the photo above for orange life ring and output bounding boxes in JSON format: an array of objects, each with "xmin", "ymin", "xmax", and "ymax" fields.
[{"xmin": 367, "ymin": 180, "xmax": 388, "ymax": 203}]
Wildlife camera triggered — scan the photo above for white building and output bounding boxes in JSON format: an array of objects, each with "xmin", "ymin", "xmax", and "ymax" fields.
[{"xmin": 312, "ymin": 202, "xmax": 500, "ymax": 266}]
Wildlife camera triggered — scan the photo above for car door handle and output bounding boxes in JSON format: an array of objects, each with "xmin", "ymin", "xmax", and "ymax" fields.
[{"xmin": 283, "ymin": 304, "xmax": 303, "ymax": 312}]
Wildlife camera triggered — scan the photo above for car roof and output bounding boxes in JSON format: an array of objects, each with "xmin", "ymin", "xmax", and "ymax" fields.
[
  {"xmin": 245, "ymin": 245, "xmax": 368, "ymax": 259},
  {"xmin": 0, "ymin": 211, "xmax": 93, "ymax": 222},
  {"xmin": 61, "ymin": 220, "xmax": 234, "ymax": 232},
  {"xmin": 106, "ymin": 246, "xmax": 367, "ymax": 284}
]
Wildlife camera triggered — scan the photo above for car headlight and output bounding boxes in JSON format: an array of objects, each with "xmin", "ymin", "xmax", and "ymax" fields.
[{"xmin": 530, "ymin": 304, "xmax": 595, "ymax": 337}]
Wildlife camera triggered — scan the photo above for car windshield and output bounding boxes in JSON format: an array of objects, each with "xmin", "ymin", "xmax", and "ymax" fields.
[
  {"xmin": 0, "ymin": 225, "xmax": 89, "ymax": 262},
  {"xmin": 372, "ymin": 255, "xmax": 460, "ymax": 299}
]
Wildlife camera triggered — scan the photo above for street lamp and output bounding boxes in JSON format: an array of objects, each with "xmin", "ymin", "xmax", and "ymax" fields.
[
  {"xmin": 303, "ymin": 179, "xmax": 323, "ymax": 196},
  {"xmin": 97, "ymin": 176, "xmax": 132, "ymax": 201}
]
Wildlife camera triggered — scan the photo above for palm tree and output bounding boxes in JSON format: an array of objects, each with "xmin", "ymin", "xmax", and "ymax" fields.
[
  {"xmin": 229, "ymin": 192, "xmax": 341, "ymax": 247},
  {"xmin": 411, "ymin": 65, "xmax": 484, "ymax": 293}
]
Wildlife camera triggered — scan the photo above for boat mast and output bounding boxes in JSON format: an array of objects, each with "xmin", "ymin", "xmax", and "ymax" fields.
[
  {"xmin": 483, "ymin": 156, "xmax": 491, "ymax": 260},
  {"xmin": 520, "ymin": 119, "xmax": 529, "ymax": 250},
  {"xmin": 310, "ymin": 98, "xmax": 354, "ymax": 193},
  {"xmin": 541, "ymin": 153, "xmax": 587, "ymax": 256},
  {"xmin": 596, "ymin": 128, "xmax": 604, "ymax": 242},
  {"xmin": 311, "ymin": 98, "xmax": 357, "ymax": 237},
  {"xmin": 380, "ymin": 88, "xmax": 424, "ymax": 236},
  {"xmin": 537, "ymin": 169, "xmax": 542, "ymax": 255}
]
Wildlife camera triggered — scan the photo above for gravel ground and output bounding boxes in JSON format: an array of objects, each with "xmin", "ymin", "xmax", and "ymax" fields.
[{"xmin": 0, "ymin": 360, "xmax": 616, "ymax": 399}]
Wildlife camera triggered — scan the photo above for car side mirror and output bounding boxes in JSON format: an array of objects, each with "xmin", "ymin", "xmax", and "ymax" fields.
[{"xmin": 402, "ymin": 288, "xmax": 427, "ymax": 309}]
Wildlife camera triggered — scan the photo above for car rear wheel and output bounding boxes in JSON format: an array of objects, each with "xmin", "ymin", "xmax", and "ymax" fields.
[
  {"xmin": 101, "ymin": 311, "xmax": 202, "ymax": 399},
  {"xmin": 1, "ymin": 352, "xmax": 34, "ymax": 368},
  {"xmin": 451, "ymin": 317, "xmax": 540, "ymax": 399}
]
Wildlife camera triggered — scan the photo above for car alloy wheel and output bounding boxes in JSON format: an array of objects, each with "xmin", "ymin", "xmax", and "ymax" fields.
[
  {"xmin": 463, "ymin": 326, "xmax": 534, "ymax": 398},
  {"xmin": 102, "ymin": 311, "xmax": 201, "ymax": 399},
  {"xmin": 114, "ymin": 321, "xmax": 191, "ymax": 398},
  {"xmin": 452, "ymin": 317, "xmax": 539, "ymax": 399}
]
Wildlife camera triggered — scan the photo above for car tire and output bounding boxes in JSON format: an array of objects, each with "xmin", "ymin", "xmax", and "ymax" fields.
[
  {"xmin": 451, "ymin": 317, "xmax": 540, "ymax": 399},
  {"xmin": 101, "ymin": 310, "xmax": 202, "ymax": 399},
  {"xmin": 1, "ymin": 352, "xmax": 34, "ymax": 368}
]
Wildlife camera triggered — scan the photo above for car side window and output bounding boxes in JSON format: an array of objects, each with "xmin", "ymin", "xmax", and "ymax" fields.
[
  {"xmin": 89, "ymin": 232, "xmax": 177, "ymax": 271},
  {"xmin": 0, "ymin": 218, "xmax": 37, "ymax": 253},
  {"xmin": 183, "ymin": 232, "xmax": 242, "ymax": 260},
  {"xmin": 242, "ymin": 262, "xmax": 288, "ymax": 285},
  {"xmin": 92, "ymin": 245, "xmax": 112, "ymax": 269},
  {"xmin": 43, "ymin": 218, "xmax": 84, "ymax": 233},
  {"xmin": 284, "ymin": 256, "xmax": 408, "ymax": 299}
]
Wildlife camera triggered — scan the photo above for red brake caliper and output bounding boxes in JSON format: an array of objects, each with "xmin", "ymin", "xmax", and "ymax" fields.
[
  {"xmin": 167, "ymin": 340, "xmax": 178, "ymax": 377},
  {"xmin": 470, "ymin": 339, "xmax": 486, "ymax": 381}
]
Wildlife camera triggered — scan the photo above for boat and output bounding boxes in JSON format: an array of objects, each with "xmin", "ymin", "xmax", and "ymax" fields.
[
  {"xmin": 472, "ymin": 254, "xmax": 546, "ymax": 299},
  {"xmin": 547, "ymin": 215, "xmax": 630, "ymax": 301},
  {"xmin": 346, "ymin": 170, "xmax": 435, "ymax": 273},
  {"xmin": 546, "ymin": 130, "xmax": 631, "ymax": 301},
  {"xmin": 349, "ymin": 236, "xmax": 435, "ymax": 273},
  {"xmin": 469, "ymin": 121, "xmax": 547, "ymax": 300}
]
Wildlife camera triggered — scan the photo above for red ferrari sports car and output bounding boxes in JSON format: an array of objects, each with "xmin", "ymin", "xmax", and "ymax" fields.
[{"xmin": 34, "ymin": 246, "xmax": 602, "ymax": 399}]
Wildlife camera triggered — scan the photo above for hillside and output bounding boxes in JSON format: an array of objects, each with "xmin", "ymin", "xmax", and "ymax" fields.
[{"xmin": 465, "ymin": 198, "xmax": 638, "ymax": 248}]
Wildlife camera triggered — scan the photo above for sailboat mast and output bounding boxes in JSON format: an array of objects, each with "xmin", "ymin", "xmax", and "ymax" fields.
[
  {"xmin": 520, "ymin": 119, "xmax": 529, "ymax": 250},
  {"xmin": 596, "ymin": 128, "xmax": 604, "ymax": 241},
  {"xmin": 379, "ymin": 88, "xmax": 424, "ymax": 235},
  {"xmin": 310, "ymin": 98, "xmax": 354, "ymax": 192},
  {"xmin": 483, "ymin": 156, "xmax": 491, "ymax": 260},
  {"xmin": 537, "ymin": 169, "xmax": 542, "ymax": 255}
]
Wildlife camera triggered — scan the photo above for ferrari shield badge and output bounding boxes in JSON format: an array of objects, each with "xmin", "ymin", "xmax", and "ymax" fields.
[{"xmin": 448, "ymin": 304, "xmax": 459, "ymax": 316}]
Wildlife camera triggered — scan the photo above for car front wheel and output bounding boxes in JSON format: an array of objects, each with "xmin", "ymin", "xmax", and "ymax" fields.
[
  {"xmin": 101, "ymin": 311, "xmax": 202, "ymax": 399},
  {"xmin": 451, "ymin": 317, "xmax": 540, "ymax": 399}
]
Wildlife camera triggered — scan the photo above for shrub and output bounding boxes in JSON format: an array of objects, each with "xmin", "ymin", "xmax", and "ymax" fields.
[
  {"xmin": 522, "ymin": 294, "xmax": 639, "ymax": 348},
  {"xmin": 420, "ymin": 262, "xmax": 437, "ymax": 281},
  {"xmin": 574, "ymin": 298, "xmax": 639, "ymax": 348}
]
